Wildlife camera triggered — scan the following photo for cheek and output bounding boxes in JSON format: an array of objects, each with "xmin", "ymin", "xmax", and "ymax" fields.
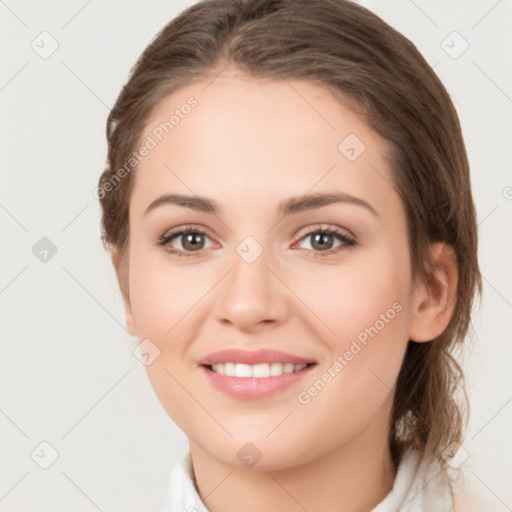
[
  {"xmin": 294, "ymin": 250, "xmax": 410, "ymax": 345},
  {"xmin": 128, "ymin": 247, "xmax": 210, "ymax": 341},
  {"xmin": 127, "ymin": 250, "xmax": 213, "ymax": 423},
  {"xmin": 127, "ymin": 249, "xmax": 222, "ymax": 403},
  {"xmin": 292, "ymin": 247, "xmax": 412, "ymax": 408}
]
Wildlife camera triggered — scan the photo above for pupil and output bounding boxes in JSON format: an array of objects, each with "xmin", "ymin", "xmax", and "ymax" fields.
[{"xmin": 312, "ymin": 232, "xmax": 333, "ymax": 250}]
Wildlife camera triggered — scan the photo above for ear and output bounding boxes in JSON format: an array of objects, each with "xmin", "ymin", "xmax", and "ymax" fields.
[
  {"xmin": 110, "ymin": 246, "xmax": 137, "ymax": 337},
  {"xmin": 409, "ymin": 242, "xmax": 458, "ymax": 343}
]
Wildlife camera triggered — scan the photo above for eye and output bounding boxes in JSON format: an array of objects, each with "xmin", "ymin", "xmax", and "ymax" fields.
[
  {"xmin": 158, "ymin": 224, "xmax": 357, "ymax": 258},
  {"xmin": 293, "ymin": 226, "xmax": 357, "ymax": 256},
  {"xmin": 158, "ymin": 225, "xmax": 215, "ymax": 257}
]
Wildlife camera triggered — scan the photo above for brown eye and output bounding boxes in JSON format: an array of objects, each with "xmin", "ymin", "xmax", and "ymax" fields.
[
  {"xmin": 294, "ymin": 227, "xmax": 357, "ymax": 256},
  {"xmin": 309, "ymin": 232, "xmax": 335, "ymax": 251},
  {"xmin": 158, "ymin": 226, "xmax": 214, "ymax": 257},
  {"xmin": 180, "ymin": 232, "xmax": 206, "ymax": 251}
]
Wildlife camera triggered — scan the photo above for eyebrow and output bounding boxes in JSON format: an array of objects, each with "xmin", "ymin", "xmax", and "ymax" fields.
[{"xmin": 144, "ymin": 192, "xmax": 379, "ymax": 217}]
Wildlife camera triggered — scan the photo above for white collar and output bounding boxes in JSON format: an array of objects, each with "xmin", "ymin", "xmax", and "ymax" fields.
[{"xmin": 163, "ymin": 447, "xmax": 454, "ymax": 511}]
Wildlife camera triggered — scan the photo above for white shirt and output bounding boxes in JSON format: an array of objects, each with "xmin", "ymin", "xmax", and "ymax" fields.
[{"xmin": 163, "ymin": 447, "xmax": 456, "ymax": 512}]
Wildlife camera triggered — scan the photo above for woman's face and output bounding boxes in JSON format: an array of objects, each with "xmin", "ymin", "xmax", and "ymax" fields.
[{"xmin": 120, "ymin": 71, "xmax": 417, "ymax": 470}]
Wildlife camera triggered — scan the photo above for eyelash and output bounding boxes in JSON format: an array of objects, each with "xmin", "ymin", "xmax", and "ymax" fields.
[{"xmin": 158, "ymin": 224, "xmax": 357, "ymax": 259}]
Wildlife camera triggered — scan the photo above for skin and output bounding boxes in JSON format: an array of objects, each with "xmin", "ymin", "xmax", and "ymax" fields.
[{"xmin": 111, "ymin": 68, "xmax": 458, "ymax": 512}]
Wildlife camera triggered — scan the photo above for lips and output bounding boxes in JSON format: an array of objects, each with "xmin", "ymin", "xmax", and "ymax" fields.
[
  {"xmin": 198, "ymin": 348, "xmax": 316, "ymax": 366},
  {"xmin": 198, "ymin": 348, "xmax": 318, "ymax": 399}
]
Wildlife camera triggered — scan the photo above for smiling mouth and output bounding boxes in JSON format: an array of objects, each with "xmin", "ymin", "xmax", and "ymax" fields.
[{"xmin": 203, "ymin": 362, "xmax": 317, "ymax": 378}]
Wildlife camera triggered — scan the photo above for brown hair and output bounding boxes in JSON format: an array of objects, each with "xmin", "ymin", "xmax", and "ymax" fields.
[{"xmin": 97, "ymin": 0, "xmax": 482, "ymax": 468}]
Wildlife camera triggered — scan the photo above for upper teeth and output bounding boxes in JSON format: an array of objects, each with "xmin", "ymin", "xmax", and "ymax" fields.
[{"xmin": 210, "ymin": 362, "xmax": 308, "ymax": 378}]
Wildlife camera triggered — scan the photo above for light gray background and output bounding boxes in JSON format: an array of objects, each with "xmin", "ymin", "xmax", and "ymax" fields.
[{"xmin": 1, "ymin": 1, "xmax": 511, "ymax": 510}]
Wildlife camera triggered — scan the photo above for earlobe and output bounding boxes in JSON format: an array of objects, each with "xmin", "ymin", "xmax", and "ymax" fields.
[
  {"xmin": 110, "ymin": 247, "xmax": 137, "ymax": 337},
  {"xmin": 122, "ymin": 303, "xmax": 138, "ymax": 337},
  {"xmin": 408, "ymin": 242, "xmax": 458, "ymax": 343}
]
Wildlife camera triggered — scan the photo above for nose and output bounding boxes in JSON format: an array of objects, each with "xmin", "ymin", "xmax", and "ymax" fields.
[{"xmin": 213, "ymin": 246, "xmax": 290, "ymax": 332}]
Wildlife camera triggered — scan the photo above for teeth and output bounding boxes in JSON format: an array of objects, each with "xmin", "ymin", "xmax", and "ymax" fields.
[
  {"xmin": 210, "ymin": 362, "xmax": 308, "ymax": 377},
  {"xmin": 235, "ymin": 363, "xmax": 252, "ymax": 377}
]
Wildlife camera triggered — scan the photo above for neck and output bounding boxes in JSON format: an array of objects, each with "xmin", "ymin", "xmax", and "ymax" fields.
[{"xmin": 188, "ymin": 403, "xmax": 397, "ymax": 512}]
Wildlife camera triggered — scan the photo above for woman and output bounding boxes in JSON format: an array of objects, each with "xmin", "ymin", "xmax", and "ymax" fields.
[{"xmin": 97, "ymin": 0, "xmax": 491, "ymax": 510}]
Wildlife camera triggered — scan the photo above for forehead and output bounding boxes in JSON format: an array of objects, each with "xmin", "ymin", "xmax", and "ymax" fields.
[{"xmin": 130, "ymin": 72, "xmax": 399, "ymax": 219}]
